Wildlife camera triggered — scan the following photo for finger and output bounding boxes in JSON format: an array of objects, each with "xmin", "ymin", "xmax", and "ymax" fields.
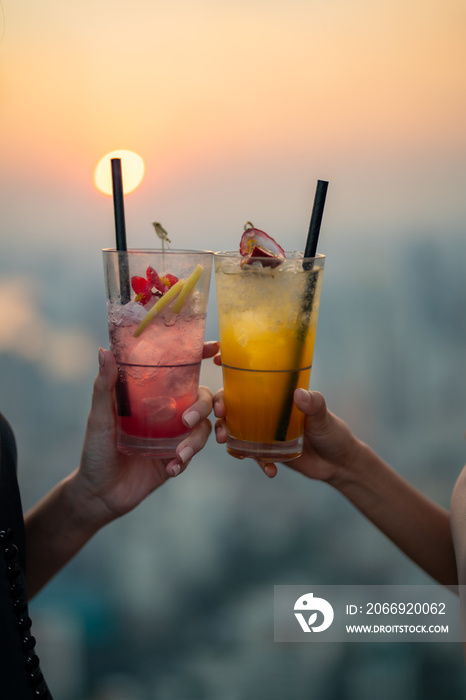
[
  {"xmin": 256, "ymin": 461, "xmax": 278, "ymax": 479},
  {"xmin": 88, "ymin": 349, "xmax": 118, "ymax": 431},
  {"xmin": 215, "ymin": 417, "xmax": 227, "ymax": 443},
  {"xmin": 294, "ymin": 388, "xmax": 326, "ymax": 419},
  {"xmin": 213, "ymin": 352, "xmax": 222, "ymax": 367},
  {"xmin": 202, "ymin": 341, "xmax": 220, "ymax": 359},
  {"xmin": 182, "ymin": 385, "xmax": 214, "ymax": 428},
  {"xmin": 213, "ymin": 388, "xmax": 225, "ymax": 418},
  {"xmin": 294, "ymin": 389, "xmax": 333, "ymax": 438},
  {"xmin": 166, "ymin": 419, "xmax": 212, "ymax": 477}
]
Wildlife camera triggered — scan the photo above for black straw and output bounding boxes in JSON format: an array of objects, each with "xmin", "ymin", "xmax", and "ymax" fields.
[
  {"xmin": 274, "ymin": 179, "xmax": 328, "ymax": 442},
  {"xmin": 111, "ymin": 158, "xmax": 131, "ymax": 303},
  {"xmin": 110, "ymin": 158, "xmax": 131, "ymax": 416},
  {"xmin": 304, "ymin": 179, "xmax": 328, "ymax": 264}
]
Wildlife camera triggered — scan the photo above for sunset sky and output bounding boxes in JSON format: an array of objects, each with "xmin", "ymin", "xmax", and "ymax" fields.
[{"xmin": 0, "ymin": 0, "xmax": 465, "ymax": 253}]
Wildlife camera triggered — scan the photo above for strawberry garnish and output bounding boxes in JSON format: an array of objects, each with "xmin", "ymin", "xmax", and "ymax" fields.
[{"xmin": 240, "ymin": 225, "xmax": 285, "ymax": 267}]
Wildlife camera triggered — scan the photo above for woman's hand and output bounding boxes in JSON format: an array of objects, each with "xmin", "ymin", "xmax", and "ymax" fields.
[
  {"xmin": 213, "ymin": 385, "xmax": 361, "ymax": 483},
  {"xmin": 73, "ymin": 342, "xmax": 219, "ymax": 527},
  {"xmin": 25, "ymin": 342, "xmax": 219, "ymax": 596},
  {"xmin": 279, "ymin": 389, "xmax": 362, "ymax": 482}
]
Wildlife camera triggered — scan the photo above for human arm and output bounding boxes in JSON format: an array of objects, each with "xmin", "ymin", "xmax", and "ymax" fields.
[
  {"xmin": 25, "ymin": 343, "xmax": 218, "ymax": 597},
  {"xmin": 214, "ymin": 386, "xmax": 457, "ymax": 586}
]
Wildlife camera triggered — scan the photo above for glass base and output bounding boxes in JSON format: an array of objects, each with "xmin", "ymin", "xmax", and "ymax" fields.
[
  {"xmin": 226, "ymin": 435, "xmax": 303, "ymax": 462},
  {"xmin": 117, "ymin": 431, "xmax": 190, "ymax": 458}
]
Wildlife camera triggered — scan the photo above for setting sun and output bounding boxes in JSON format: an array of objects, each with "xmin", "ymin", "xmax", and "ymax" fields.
[{"xmin": 94, "ymin": 150, "xmax": 145, "ymax": 195}]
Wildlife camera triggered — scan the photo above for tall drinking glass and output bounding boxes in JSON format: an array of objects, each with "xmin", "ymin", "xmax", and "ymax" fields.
[
  {"xmin": 214, "ymin": 252, "xmax": 325, "ymax": 461},
  {"xmin": 103, "ymin": 249, "xmax": 212, "ymax": 458}
]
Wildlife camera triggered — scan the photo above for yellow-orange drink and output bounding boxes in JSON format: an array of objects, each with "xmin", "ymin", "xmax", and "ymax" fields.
[{"xmin": 214, "ymin": 252, "xmax": 325, "ymax": 461}]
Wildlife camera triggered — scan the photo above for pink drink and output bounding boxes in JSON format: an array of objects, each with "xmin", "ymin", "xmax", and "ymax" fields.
[
  {"xmin": 109, "ymin": 309, "xmax": 205, "ymax": 450},
  {"xmin": 103, "ymin": 250, "xmax": 212, "ymax": 458}
]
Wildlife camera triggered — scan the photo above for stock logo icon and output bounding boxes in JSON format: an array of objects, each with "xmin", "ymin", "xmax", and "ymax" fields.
[{"xmin": 294, "ymin": 592, "xmax": 334, "ymax": 633}]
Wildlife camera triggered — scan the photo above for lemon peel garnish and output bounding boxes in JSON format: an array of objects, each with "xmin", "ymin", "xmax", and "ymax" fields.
[
  {"xmin": 171, "ymin": 264, "xmax": 204, "ymax": 314},
  {"xmin": 133, "ymin": 278, "xmax": 186, "ymax": 338}
]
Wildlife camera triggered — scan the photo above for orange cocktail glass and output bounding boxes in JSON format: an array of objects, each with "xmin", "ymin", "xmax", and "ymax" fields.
[{"xmin": 214, "ymin": 251, "xmax": 325, "ymax": 461}]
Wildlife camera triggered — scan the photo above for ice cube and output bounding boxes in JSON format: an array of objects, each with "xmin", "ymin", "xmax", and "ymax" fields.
[
  {"xmin": 143, "ymin": 396, "xmax": 177, "ymax": 423},
  {"xmin": 109, "ymin": 301, "xmax": 147, "ymax": 327},
  {"xmin": 170, "ymin": 364, "xmax": 198, "ymax": 397},
  {"xmin": 127, "ymin": 337, "xmax": 165, "ymax": 367}
]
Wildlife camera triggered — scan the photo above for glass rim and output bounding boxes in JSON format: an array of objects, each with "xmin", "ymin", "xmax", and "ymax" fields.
[
  {"xmin": 102, "ymin": 248, "xmax": 214, "ymax": 255},
  {"xmin": 213, "ymin": 251, "xmax": 325, "ymax": 261}
]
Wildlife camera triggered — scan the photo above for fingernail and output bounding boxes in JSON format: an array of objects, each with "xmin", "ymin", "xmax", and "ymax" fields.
[
  {"xmin": 98, "ymin": 348, "xmax": 105, "ymax": 369},
  {"xmin": 183, "ymin": 410, "xmax": 200, "ymax": 429},
  {"xmin": 295, "ymin": 388, "xmax": 309, "ymax": 404},
  {"xmin": 170, "ymin": 463, "xmax": 181, "ymax": 477},
  {"xmin": 178, "ymin": 446, "xmax": 194, "ymax": 464},
  {"xmin": 264, "ymin": 465, "xmax": 275, "ymax": 478}
]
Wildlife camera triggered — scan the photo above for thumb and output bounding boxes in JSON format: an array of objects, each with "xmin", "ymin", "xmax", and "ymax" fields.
[
  {"xmin": 88, "ymin": 349, "xmax": 118, "ymax": 431},
  {"xmin": 294, "ymin": 389, "xmax": 332, "ymax": 437}
]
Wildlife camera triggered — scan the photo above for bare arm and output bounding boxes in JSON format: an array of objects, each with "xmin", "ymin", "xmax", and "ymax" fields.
[
  {"xmin": 328, "ymin": 437, "xmax": 457, "ymax": 587},
  {"xmin": 25, "ymin": 344, "xmax": 218, "ymax": 597},
  {"xmin": 214, "ymin": 387, "xmax": 457, "ymax": 586},
  {"xmin": 24, "ymin": 471, "xmax": 105, "ymax": 598},
  {"xmin": 290, "ymin": 389, "xmax": 457, "ymax": 586}
]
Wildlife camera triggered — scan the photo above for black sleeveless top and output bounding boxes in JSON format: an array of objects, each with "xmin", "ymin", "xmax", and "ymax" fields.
[{"xmin": 0, "ymin": 414, "xmax": 52, "ymax": 699}]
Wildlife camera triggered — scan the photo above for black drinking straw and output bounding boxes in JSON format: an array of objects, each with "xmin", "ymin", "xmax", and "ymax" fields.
[
  {"xmin": 304, "ymin": 180, "xmax": 328, "ymax": 261},
  {"xmin": 274, "ymin": 179, "xmax": 328, "ymax": 442},
  {"xmin": 110, "ymin": 158, "xmax": 131, "ymax": 416},
  {"xmin": 111, "ymin": 158, "xmax": 131, "ymax": 303}
]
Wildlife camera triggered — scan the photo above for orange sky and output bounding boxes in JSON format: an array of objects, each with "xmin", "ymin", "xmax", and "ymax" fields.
[{"xmin": 0, "ymin": 0, "xmax": 465, "ymax": 249}]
